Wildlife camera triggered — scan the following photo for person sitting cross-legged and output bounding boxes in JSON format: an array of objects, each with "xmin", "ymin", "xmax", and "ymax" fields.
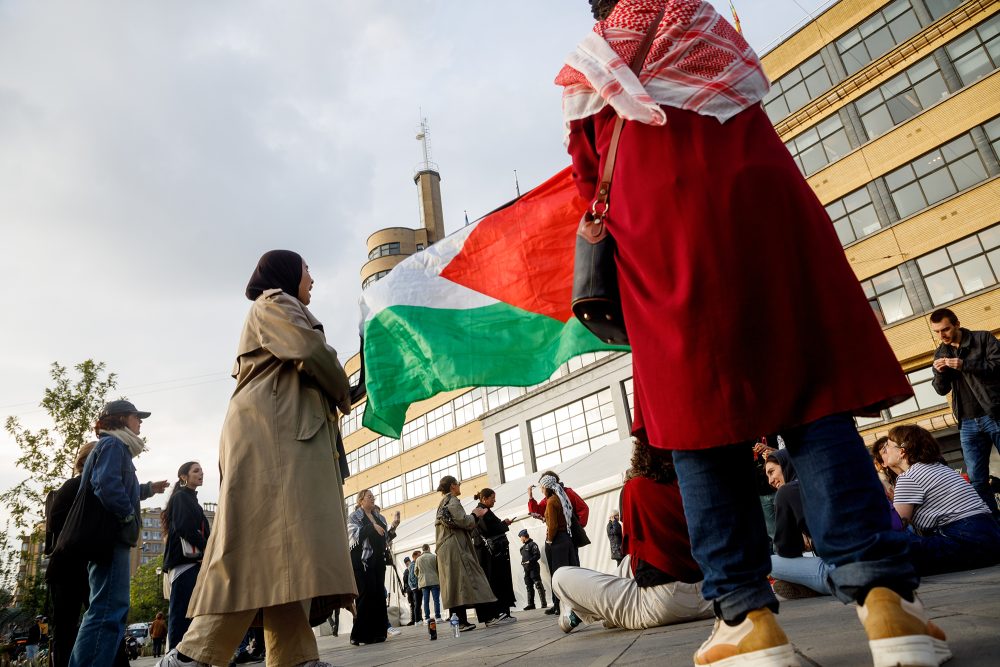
[{"xmin": 551, "ymin": 439, "xmax": 712, "ymax": 633}]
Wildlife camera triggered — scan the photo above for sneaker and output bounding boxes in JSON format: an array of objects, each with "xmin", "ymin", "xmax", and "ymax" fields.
[
  {"xmin": 157, "ymin": 649, "xmax": 209, "ymax": 667},
  {"xmin": 693, "ymin": 608, "xmax": 798, "ymax": 666},
  {"xmin": 459, "ymin": 622, "xmax": 476, "ymax": 632},
  {"xmin": 522, "ymin": 604, "xmax": 536, "ymax": 611},
  {"xmin": 559, "ymin": 610, "xmax": 582, "ymax": 634},
  {"xmin": 772, "ymin": 579, "xmax": 822, "ymax": 600},
  {"xmin": 491, "ymin": 614, "xmax": 517, "ymax": 627},
  {"xmin": 857, "ymin": 587, "xmax": 951, "ymax": 667},
  {"xmin": 387, "ymin": 626, "xmax": 402, "ymax": 638}
]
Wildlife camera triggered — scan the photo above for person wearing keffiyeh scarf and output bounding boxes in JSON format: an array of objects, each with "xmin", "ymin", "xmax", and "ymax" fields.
[
  {"xmin": 537, "ymin": 475, "xmax": 580, "ymax": 616},
  {"xmin": 558, "ymin": 2, "xmax": 930, "ymax": 665}
]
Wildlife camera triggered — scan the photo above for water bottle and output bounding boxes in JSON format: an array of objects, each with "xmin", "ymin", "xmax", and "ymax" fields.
[
  {"xmin": 450, "ymin": 613, "xmax": 460, "ymax": 638},
  {"xmin": 428, "ymin": 618, "xmax": 437, "ymax": 640}
]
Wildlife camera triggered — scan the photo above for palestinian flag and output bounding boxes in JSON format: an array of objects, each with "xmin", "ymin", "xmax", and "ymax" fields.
[{"xmin": 360, "ymin": 167, "xmax": 629, "ymax": 438}]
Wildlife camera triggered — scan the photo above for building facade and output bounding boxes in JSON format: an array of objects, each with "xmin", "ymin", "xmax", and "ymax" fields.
[
  {"xmin": 131, "ymin": 502, "xmax": 217, "ymax": 576},
  {"xmin": 342, "ymin": 0, "xmax": 1000, "ymax": 518}
]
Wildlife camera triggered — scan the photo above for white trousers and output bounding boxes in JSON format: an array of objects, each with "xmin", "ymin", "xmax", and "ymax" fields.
[{"xmin": 551, "ymin": 557, "xmax": 713, "ymax": 630}]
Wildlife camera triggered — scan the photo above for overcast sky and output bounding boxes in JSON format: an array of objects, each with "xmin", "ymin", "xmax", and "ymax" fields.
[{"xmin": 0, "ymin": 0, "xmax": 834, "ymax": 522}]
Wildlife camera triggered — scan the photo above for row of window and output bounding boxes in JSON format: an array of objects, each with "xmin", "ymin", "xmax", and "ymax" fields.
[
  {"xmin": 827, "ymin": 117, "xmax": 999, "ymax": 246},
  {"xmin": 344, "ymin": 442, "xmax": 487, "ymax": 514},
  {"xmin": 361, "ymin": 270, "xmax": 391, "ymax": 290},
  {"xmin": 857, "ymin": 365, "xmax": 949, "ymax": 427},
  {"xmin": 865, "ymin": 222, "xmax": 1000, "ymax": 325},
  {"xmin": 765, "ymin": 0, "xmax": 967, "ymax": 123},
  {"xmin": 368, "ymin": 242, "xmax": 401, "ymax": 260},
  {"xmin": 785, "ymin": 13, "xmax": 999, "ymax": 178}
]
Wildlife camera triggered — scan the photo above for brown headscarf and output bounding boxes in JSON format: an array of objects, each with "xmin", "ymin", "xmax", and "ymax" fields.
[{"xmin": 245, "ymin": 249, "xmax": 303, "ymax": 301}]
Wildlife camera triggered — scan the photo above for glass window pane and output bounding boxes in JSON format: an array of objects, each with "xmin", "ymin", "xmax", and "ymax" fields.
[
  {"xmin": 913, "ymin": 149, "xmax": 945, "ymax": 177},
  {"xmin": 913, "ymin": 73, "xmax": 948, "ymax": 108},
  {"xmin": 804, "ymin": 68, "xmax": 833, "ymax": 97},
  {"xmin": 872, "ymin": 269, "xmax": 903, "ymax": 293},
  {"xmin": 949, "ymin": 153, "xmax": 987, "ymax": 191},
  {"xmin": 862, "ymin": 107, "xmax": 894, "ymax": 139},
  {"xmin": 822, "ymin": 130, "xmax": 851, "ymax": 163},
  {"xmin": 784, "ymin": 82, "xmax": 811, "ymax": 114},
  {"xmin": 842, "ymin": 43, "xmax": 869, "ymax": 75},
  {"xmin": 925, "ymin": 269, "xmax": 962, "ymax": 305},
  {"xmin": 886, "ymin": 93, "xmax": 921, "ymax": 125},
  {"xmin": 887, "ymin": 13, "xmax": 920, "ymax": 45},
  {"xmin": 891, "ymin": 182, "xmax": 925, "ymax": 218},
  {"xmin": 918, "ymin": 249, "xmax": 951, "ymax": 275},
  {"xmin": 947, "ymin": 236, "xmax": 983, "ymax": 263},
  {"xmin": 954, "ymin": 49, "xmax": 993, "ymax": 85},
  {"xmin": 979, "ymin": 226, "xmax": 1000, "ymax": 250},
  {"xmin": 879, "ymin": 288, "xmax": 913, "ymax": 323},
  {"xmin": 885, "ymin": 165, "xmax": 915, "ymax": 191},
  {"xmin": 918, "ymin": 168, "xmax": 957, "ymax": 206},
  {"xmin": 800, "ymin": 144, "xmax": 829, "ymax": 175},
  {"xmin": 954, "ymin": 256, "xmax": 995, "ymax": 293},
  {"xmin": 834, "ymin": 218, "xmax": 857, "ymax": 245},
  {"xmin": 851, "ymin": 205, "xmax": 882, "ymax": 238},
  {"xmin": 865, "ymin": 27, "xmax": 896, "ymax": 62}
]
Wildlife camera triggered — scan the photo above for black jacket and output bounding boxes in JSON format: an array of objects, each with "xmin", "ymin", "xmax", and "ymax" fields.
[
  {"xmin": 932, "ymin": 328, "xmax": 1000, "ymax": 420},
  {"xmin": 163, "ymin": 487, "xmax": 210, "ymax": 571},
  {"xmin": 606, "ymin": 519, "xmax": 623, "ymax": 560},
  {"xmin": 520, "ymin": 538, "xmax": 541, "ymax": 572},
  {"xmin": 44, "ymin": 476, "xmax": 82, "ymax": 556},
  {"xmin": 774, "ymin": 481, "xmax": 811, "ymax": 558}
]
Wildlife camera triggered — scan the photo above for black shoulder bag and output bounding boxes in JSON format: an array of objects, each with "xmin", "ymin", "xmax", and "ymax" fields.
[
  {"xmin": 50, "ymin": 443, "xmax": 121, "ymax": 565},
  {"xmin": 571, "ymin": 5, "xmax": 667, "ymax": 346}
]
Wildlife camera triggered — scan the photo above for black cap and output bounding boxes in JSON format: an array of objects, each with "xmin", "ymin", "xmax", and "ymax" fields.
[{"xmin": 99, "ymin": 400, "xmax": 151, "ymax": 419}]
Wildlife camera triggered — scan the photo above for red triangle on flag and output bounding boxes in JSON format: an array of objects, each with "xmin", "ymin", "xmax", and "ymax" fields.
[{"xmin": 440, "ymin": 167, "xmax": 588, "ymax": 323}]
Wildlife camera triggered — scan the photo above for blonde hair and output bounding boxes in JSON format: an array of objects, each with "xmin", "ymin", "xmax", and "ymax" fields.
[
  {"xmin": 355, "ymin": 489, "xmax": 372, "ymax": 508},
  {"xmin": 74, "ymin": 441, "xmax": 98, "ymax": 475}
]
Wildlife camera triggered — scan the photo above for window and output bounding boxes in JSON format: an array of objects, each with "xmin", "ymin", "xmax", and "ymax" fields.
[
  {"xmin": 459, "ymin": 443, "xmax": 487, "ymax": 480},
  {"xmin": 346, "ymin": 448, "xmax": 360, "ymax": 474},
  {"xmin": 529, "ymin": 390, "xmax": 620, "ymax": 470},
  {"xmin": 786, "ymin": 114, "xmax": 852, "ymax": 176},
  {"xmin": 887, "ymin": 367, "xmax": 949, "ymax": 418},
  {"xmin": 826, "ymin": 187, "xmax": 883, "ymax": 245},
  {"xmin": 925, "ymin": 0, "xmax": 963, "ymax": 20},
  {"xmin": 563, "ymin": 350, "xmax": 611, "ymax": 374},
  {"xmin": 763, "ymin": 54, "xmax": 834, "ymax": 122},
  {"xmin": 377, "ymin": 435, "xmax": 400, "ymax": 462},
  {"xmin": 485, "ymin": 386, "xmax": 526, "ymax": 411},
  {"xmin": 498, "ymin": 427, "xmax": 525, "ymax": 482},
  {"xmin": 368, "ymin": 242, "xmax": 401, "ymax": 260},
  {"xmin": 354, "ymin": 439, "xmax": 379, "ymax": 473},
  {"xmin": 362, "ymin": 270, "xmax": 391, "ymax": 290},
  {"xmin": 885, "ymin": 133, "xmax": 988, "ymax": 219},
  {"xmin": 416, "ymin": 243, "xmax": 425, "ymax": 250},
  {"xmin": 401, "ymin": 413, "xmax": 427, "ymax": 450},
  {"xmin": 430, "ymin": 454, "xmax": 459, "ymax": 484},
  {"xmin": 425, "ymin": 402, "xmax": 455, "ymax": 440},
  {"xmin": 405, "ymin": 465, "xmax": 432, "ymax": 499},
  {"xmin": 622, "ymin": 377, "xmax": 635, "ymax": 421},
  {"xmin": 348, "ymin": 369, "xmax": 360, "ymax": 386},
  {"xmin": 855, "ymin": 56, "xmax": 949, "ymax": 140},
  {"xmin": 836, "ymin": 0, "xmax": 921, "ymax": 76},
  {"xmin": 341, "ymin": 401, "xmax": 365, "ymax": 438},
  {"xmin": 945, "ymin": 14, "xmax": 1000, "ymax": 86},
  {"xmin": 917, "ymin": 224, "xmax": 1000, "ymax": 306},
  {"xmin": 861, "ymin": 268, "xmax": 914, "ymax": 325},
  {"xmin": 380, "ymin": 476, "xmax": 404, "ymax": 509},
  {"xmin": 986, "ymin": 117, "xmax": 1000, "ymax": 160},
  {"xmin": 453, "ymin": 389, "xmax": 484, "ymax": 427}
]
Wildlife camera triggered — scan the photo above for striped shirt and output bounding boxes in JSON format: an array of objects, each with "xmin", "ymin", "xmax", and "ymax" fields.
[{"xmin": 894, "ymin": 462, "xmax": 989, "ymax": 531}]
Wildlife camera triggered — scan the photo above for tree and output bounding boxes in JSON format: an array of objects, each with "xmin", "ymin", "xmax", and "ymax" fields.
[
  {"xmin": 129, "ymin": 556, "xmax": 165, "ymax": 623},
  {"xmin": 0, "ymin": 361, "xmax": 118, "ymax": 590}
]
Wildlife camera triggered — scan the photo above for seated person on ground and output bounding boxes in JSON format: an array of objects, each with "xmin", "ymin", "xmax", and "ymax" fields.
[
  {"xmin": 765, "ymin": 450, "xmax": 833, "ymax": 598},
  {"xmin": 550, "ymin": 439, "xmax": 712, "ymax": 633},
  {"xmin": 881, "ymin": 424, "xmax": 1000, "ymax": 576}
]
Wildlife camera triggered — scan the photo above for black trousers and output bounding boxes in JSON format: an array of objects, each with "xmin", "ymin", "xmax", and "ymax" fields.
[{"xmin": 544, "ymin": 533, "xmax": 579, "ymax": 605}]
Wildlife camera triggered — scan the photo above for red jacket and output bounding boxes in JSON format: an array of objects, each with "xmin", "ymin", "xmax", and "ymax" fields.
[
  {"xmin": 528, "ymin": 485, "xmax": 589, "ymax": 527},
  {"xmin": 621, "ymin": 476, "xmax": 702, "ymax": 583}
]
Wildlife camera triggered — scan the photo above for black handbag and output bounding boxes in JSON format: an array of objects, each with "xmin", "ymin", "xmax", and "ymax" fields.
[
  {"xmin": 570, "ymin": 510, "xmax": 591, "ymax": 549},
  {"xmin": 571, "ymin": 5, "xmax": 667, "ymax": 346},
  {"xmin": 50, "ymin": 443, "xmax": 120, "ymax": 565}
]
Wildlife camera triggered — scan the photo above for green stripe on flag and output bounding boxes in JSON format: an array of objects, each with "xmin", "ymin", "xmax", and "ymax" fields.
[{"xmin": 361, "ymin": 302, "xmax": 628, "ymax": 438}]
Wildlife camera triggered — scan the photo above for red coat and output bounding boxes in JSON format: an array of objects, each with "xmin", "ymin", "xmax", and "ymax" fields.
[
  {"xmin": 621, "ymin": 476, "xmax": 701, "ymax": 583},
  {"xmin": 567, "ymin": 104, "xmax": 911, "ymax": 450},
  {"xmin": 528, "ymin": 485, "xmax": 589, "ymax": 526}
]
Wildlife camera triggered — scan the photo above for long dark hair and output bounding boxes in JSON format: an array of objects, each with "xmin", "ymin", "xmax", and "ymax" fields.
[
  {"xmin": 161, "ymin": 461, "xmax": 200, "ymax": 534},
  {"xmin": 473, "ymin": 487, "xmax": 495, "ymax": 502},
  {"xmin": 624, "ymin": 438, "xmax": 677, "ymax": 484},
  {"xmin": 437, "ymin": 475, "xmax": 458, "ymax": 494}
]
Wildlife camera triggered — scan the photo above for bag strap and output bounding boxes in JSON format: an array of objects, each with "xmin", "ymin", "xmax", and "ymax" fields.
[{"xmin": 592, "ymin": 5, "xmax": 667, "ymax": 218}]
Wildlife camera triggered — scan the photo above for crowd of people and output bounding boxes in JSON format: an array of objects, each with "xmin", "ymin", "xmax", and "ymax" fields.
[{"xmin": 32, "ymin": 1, "xmax": 1000, "ymax": 666}]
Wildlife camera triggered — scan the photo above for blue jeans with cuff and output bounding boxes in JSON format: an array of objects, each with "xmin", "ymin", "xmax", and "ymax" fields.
[
  {"xmin": 69, "ymin": 545, "xmax": 131, "ymax": 667},
  {"xmin": 673, "ymin": 413, "xmax": 917, "ymax": 623}
]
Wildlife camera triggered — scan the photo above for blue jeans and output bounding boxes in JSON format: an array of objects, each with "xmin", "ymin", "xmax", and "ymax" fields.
[
  {"xmin": 958, "ymin": 416, "xmax": 1000, "ymax": 517},
  {"xmin": 422, "ymin": 585, "xmax": 441, "ymax": 620},
  {"xmin": 907, "ymin": 512, "xmax": 1000, "ymax": 575},
  {"xmin": 770, "ymin": 555, "xmax": 834, "ymax": 594},
  {"xmin": 673, "ymin": 414, "xmax": 917, "ymax": 622},
  {"xmin": 70, "ymin": 545, "xmax": 131, "ymax": 667},
  {"xmin": 168, "ymin": 564, "xmax": 200, "ymax": 650}
]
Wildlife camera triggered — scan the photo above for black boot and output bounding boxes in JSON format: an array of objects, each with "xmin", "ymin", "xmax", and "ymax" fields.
[
  {"xmin": 544, "ymin": 600, "xmax": 559, "ymax": 615},
  {"xmin": 523, "ymin": 588, "xmax": 536, "ymax": 611},
  {"xmin": 538, "ymin": 584, "xmax": 548, "ymax": 609}
]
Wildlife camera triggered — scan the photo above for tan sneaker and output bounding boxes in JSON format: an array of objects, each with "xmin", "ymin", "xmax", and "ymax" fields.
[
  {"xmin": 857, "ymin": 587, "xmax": 951, "ymax": 667},
  {"xmin": 693, "ymin": 608, "xmax": 799, "ymax": 666}
]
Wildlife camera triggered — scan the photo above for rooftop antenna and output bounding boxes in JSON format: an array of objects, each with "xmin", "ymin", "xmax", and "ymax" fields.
[{"xmin": 415, "ymin": 113, "xmax": 437, "ymax": 172}]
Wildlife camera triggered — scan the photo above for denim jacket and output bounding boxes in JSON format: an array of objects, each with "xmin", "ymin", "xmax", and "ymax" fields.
[{"xmin": 88, "ymin": 435, "xmax": 153, "ymax": 546}]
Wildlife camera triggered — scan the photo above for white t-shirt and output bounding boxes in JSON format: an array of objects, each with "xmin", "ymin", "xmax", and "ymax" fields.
[{"xmin": 894, "ymin": 462, "xmax": 989, "ymax": 531}]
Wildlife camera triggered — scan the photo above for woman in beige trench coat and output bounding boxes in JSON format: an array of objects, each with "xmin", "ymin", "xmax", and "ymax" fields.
[
  {"xmin": 434, "ymin": 476, "xmax": 495, "ymax": 631},
  {"xmin": 161, "ymin": 250, "xmax": 357, "ymax": 667}
]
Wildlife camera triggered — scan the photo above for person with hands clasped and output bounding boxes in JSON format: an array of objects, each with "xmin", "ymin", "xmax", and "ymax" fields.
[{"xmin": 472, "ymin": 488, "xmax": 517, "ymax": 627}]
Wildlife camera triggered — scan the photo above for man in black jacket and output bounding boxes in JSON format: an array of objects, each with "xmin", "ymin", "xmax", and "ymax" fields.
[
  {"xmin": 606, "ymin": 512, "xmax": 623, "ymax": 564},
  {"xmin": 518, "ymin": 530, "xmax": 547, "ymax": 610},
  {"xmin": 931, "ymin": 307, "xmax": 1000, "ymax": 518}
]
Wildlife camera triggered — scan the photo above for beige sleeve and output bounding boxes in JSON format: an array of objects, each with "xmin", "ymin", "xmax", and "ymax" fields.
[{"xmin": 252, "ymin": 294, "xmax": 351, "ymax": 413}]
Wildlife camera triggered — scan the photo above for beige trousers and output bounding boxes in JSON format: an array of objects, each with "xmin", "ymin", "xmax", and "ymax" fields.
[
  {"xmin": 551, "ymin": 557, "xmax": 713, "ymax": 630},
  {"xmin": 177, "ymin": 601, "xmax": 317, "ymax": 667}
]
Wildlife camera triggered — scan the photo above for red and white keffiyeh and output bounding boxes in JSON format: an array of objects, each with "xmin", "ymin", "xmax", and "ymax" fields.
[{"xmin": 555, "ymin": 0, "xmax": 770, "ymax": 141}]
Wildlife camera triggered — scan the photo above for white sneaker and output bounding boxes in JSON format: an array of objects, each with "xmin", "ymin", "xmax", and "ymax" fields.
[
  {"xmin": 156, "ymin": 649, "xmax": 208, "ymax": 667},
  {"xmin": 559, "ymin": 610, "xmax": 582, "ymax": 634},
  {"xmin": 387, "ymin": 626, "xmax": 403, "ymax": 637},
  {"xmin": 857, "ymin": 588, "xmax": 951, "ymax": 667}
]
